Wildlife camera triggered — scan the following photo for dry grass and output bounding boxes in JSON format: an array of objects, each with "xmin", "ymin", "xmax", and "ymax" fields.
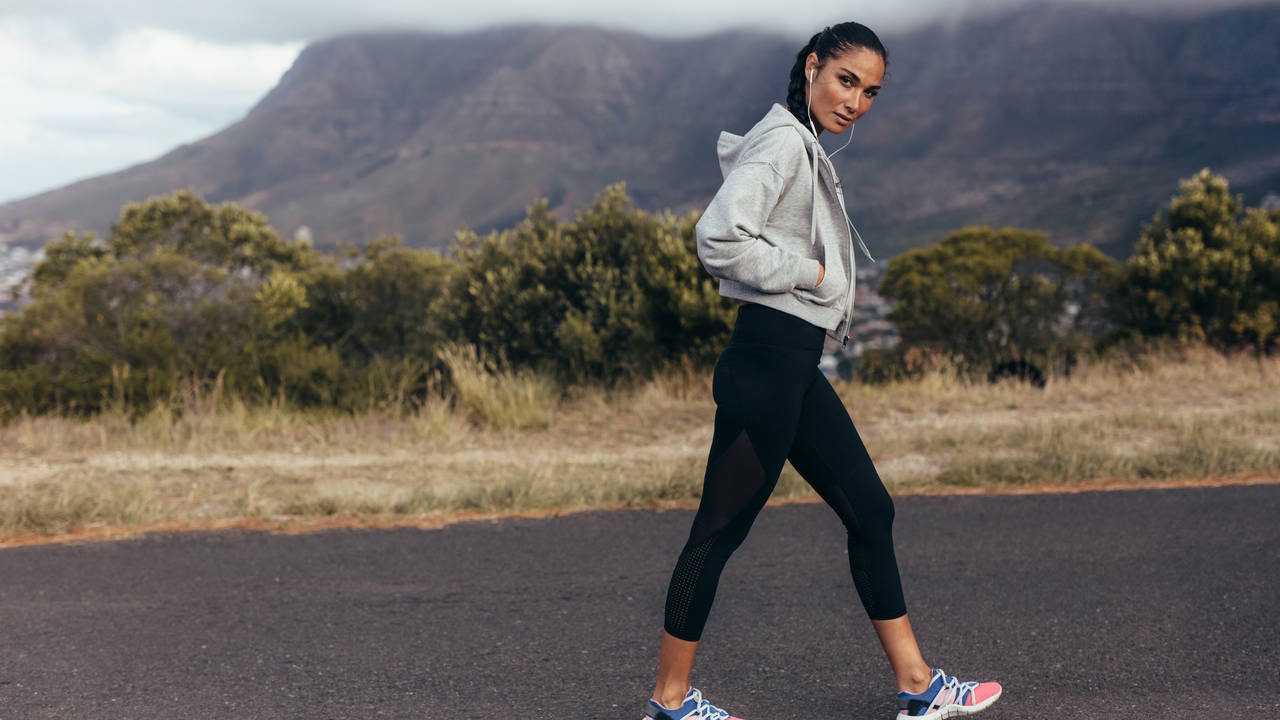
[{"xmin": 2, "ymin": 344, "xmax": 1277, "ymax": 545}]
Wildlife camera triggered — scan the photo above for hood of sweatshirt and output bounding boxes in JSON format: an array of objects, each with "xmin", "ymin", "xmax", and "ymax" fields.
[{"xmin": 713, "ymin": 103, "xmax": 874, "ymax": 344}]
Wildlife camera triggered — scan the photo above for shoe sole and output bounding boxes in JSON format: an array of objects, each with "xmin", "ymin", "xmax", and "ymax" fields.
[{"xmin": 896, "ymin": 687, "xmax": 1002, "ymax": 720}]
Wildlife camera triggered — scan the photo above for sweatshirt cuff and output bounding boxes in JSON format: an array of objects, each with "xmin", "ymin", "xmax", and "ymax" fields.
[{"xmin": 794, "ymin": 257, "xmax": 823, "ymax": 290}]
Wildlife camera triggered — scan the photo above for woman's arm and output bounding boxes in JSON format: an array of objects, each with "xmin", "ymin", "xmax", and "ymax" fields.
[{"xmin": 695, "ymin": 136, "xmax": 822, "ymax": 293}]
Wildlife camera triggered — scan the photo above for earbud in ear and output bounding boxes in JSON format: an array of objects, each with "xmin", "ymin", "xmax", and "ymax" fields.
[{"xmin": 809, "ymin": 68, "xmax": 814, "ymax": 83}]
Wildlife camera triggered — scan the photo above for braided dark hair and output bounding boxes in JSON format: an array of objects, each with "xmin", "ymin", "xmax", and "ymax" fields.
[{"xmin": 786, "ymin": 22, "xmax": 889, "ymax": 130}]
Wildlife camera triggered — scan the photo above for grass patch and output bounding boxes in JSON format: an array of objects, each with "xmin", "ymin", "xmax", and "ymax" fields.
[
  {"xmin": 1, "ymin": 479, "xmax": 161, "ymax": 538},
  {"xmin": 438, "ymin": 343, "xmax": 559, "ymax": 430},
  {"xmin": 1, "ymin": 343, "xmax": 1277, "ymax": 543},
  {"xmin": 934, "ymin": 414, "xmax": 1280, "ymax": 488}
]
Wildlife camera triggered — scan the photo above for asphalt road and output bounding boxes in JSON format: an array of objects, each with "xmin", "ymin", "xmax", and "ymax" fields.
[{"xmin": 1, "ymin": 484, "xmax": 1277, "ymax": 719}]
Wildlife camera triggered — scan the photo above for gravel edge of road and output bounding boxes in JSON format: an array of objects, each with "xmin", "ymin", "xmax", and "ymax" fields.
[{"xmin": 3, "ymin": 473, "xmax": 1277, "ymax": 550}]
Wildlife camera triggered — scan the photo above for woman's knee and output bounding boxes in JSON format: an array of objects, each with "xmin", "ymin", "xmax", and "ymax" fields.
[{"xmin": 856, "ymin": 484, "xmax": 896, "ymax": 538}]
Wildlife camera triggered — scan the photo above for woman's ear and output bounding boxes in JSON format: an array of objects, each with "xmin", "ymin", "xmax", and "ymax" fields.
[{"xmin": 805, "ymin": 52, "xmax": 819, "ymax": 81}]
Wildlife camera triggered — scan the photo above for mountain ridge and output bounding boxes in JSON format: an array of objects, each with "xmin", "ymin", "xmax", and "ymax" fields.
[{"xmin": 2, "ymin": 3, "xmax": 1277, "ymax": 263}]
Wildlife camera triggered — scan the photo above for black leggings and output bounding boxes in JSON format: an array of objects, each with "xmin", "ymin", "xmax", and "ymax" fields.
[{"xmin": 663, "ymin": 303, "xmax": 907, "ymax": 642}]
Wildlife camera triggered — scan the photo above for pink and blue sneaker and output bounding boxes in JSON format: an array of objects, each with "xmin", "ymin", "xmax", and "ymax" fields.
[
  {"xmin": 643, "ymin": 686, "xmax": 742, "ymax": 720},
  {"xmin": 895, "ymin": 667, "xmax": 1002, "ymax": 719}
]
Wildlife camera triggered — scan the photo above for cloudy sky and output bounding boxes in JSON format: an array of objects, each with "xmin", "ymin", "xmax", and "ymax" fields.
[{"xmin": 0, "ymin": 0, "xmax": 1248, "ymax": 204}]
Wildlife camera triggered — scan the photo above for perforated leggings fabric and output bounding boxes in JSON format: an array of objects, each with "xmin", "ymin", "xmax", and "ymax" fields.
[{"xmin": 663, "ymin": 303, "xmax": 907, "ymax": 642}]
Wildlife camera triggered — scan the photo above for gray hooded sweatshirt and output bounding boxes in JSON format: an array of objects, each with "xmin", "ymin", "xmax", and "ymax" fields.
[{"xmin": 695, "ymin": 102, "xmax": 874, "ymax": 346}]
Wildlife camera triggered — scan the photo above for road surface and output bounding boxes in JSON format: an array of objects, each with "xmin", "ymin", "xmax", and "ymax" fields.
[{"xmin": 1, "ymin": 484, "xmax": 1277, "ymax": 718}]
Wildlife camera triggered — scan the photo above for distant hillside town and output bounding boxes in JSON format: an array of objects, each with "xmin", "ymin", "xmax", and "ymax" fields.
[
  {"xmin": 0, "ymin": 244, "xmax": 38, "ymax": 316},
  {"xmin": 820, "ymin": 263, "xmax": 899, "ymax": 380}
]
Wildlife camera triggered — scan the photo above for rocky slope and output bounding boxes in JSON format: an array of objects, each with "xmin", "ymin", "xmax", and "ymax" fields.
[{"xmin": 1, "ymin": 3, "xmax": 1277, "ymax": 263}]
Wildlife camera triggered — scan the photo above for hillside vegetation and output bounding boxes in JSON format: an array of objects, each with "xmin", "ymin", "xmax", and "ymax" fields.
[
  {"xmin": 3, "ymin": 169, "xmax": 1276, "ymax": 421},
  {"xmin": 1, "ymin": 169, "xmax": 1276, "ymax": 543}
]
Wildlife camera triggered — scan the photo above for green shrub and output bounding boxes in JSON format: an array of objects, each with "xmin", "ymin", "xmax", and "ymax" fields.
[
  {"xmin": 1109, "ymin": 169, "xmax": 1280, "ymax": 352},
  {"xmin": 877, "ymin": 226, "xmax": 1117, "ymax": 379},
  {"xmin": 441, "ymin": 182, "xmax": 734, "ymax": 385}
]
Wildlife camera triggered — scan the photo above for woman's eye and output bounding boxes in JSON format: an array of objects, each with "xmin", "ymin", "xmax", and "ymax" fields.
[{"xmin": 840, "ymin": 76, "xmax": 852, "ymax": 86}]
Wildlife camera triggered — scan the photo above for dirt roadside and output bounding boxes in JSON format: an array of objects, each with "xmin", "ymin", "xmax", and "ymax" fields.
[{"xmin": 4, "ymin": 472, "xmax": 1276, "ymax": 550}]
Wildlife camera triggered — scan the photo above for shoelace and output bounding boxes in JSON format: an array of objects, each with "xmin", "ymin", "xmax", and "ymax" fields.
[
  {"xmin": 689, "ymin": 688, "xmax": 731, "ymax": 720},
  {"xmin": 934, "ymin": 669, "xmax": 979, "ymax": 705}
]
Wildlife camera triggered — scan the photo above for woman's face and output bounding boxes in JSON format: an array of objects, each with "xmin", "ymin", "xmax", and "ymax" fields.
[{"xmin": 803, "ymin": 46, "xmax": 884, "ymax": 135}]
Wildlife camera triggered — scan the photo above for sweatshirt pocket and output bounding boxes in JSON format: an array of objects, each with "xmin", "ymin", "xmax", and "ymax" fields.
[{"xmin": 796, "ymin": 264, "xmax": 844, "ymax": 307}]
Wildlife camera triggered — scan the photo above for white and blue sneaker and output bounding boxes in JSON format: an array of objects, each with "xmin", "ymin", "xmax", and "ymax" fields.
[
  {"xmin": 643, "ymin": 686, "xmax": 742, "ymax": 720},
  {"xmin": 896, "ymin": 667, "xmax": 1002, "ymax": 719}
]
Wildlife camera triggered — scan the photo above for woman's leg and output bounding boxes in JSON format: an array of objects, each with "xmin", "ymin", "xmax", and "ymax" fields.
[
  {"xmin": 653, "ymin": 339, "xmax": 814, "ymax": 706},
  {"xmin": 662, "ymin": 403, "xmax": 787, "ymax": 642},
  {"xmin": 652, "ymin": 405, "xmax": 792, "ymax": 706},
  {"xmin": 872, "ymin": 615, "xmax": 932, "ymax": 694},
  {"xmin": 785, "ymin": 369, "xmax": 931, "ymax": 692},
  {"xmin": 651, "ymin": 631, "xmax": 699, "ymax": 708}
]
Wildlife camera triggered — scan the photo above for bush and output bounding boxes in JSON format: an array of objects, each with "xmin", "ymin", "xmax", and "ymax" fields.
[
  {"xmin": 440, "ymin": 182, "xmax": 734, "ymax": 385},
  {"xmin": 0, "ymin": 190, "xmax": 324, "ymax": 417},
  {"xmin": 0, "ymin": 184, "xmax": 734, "ymax": 418},
  {"xmin": 877, "ymin": 226, "xmax": 1116, "ymax": 379},
  {"xmin": 1109, "ymin": 168, "xmax": 1280, "ymax": 353}
]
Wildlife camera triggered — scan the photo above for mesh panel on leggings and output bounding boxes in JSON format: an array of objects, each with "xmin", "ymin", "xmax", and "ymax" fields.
[
  {"xmin": 689, "ymin": 425, "xmax": 770, "ymax": 543},
  {"xmin": 664, "ymin": 533, "xmax": 714, "ymax": 633},
  {"xmin": 664, "ymin": 424, "xmax": 773, "ymax": 640}
]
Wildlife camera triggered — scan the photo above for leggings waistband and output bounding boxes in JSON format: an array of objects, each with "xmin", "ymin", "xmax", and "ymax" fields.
[{"xmin": 729, "ymin": 303, "xmax": 826, "ymax": 351}]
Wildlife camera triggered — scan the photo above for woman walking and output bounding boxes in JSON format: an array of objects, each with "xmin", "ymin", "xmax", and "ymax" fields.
[{"xmin": 643, "ymin": 22, "xmax": 1002, "ymax": 720}]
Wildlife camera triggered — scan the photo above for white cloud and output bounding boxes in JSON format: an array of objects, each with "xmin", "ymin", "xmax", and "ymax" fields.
[
  {"xmin": 100, "ymin": 27, "xmax": 302, "ymax": 111},
  {"xmin": 4, "ymin": 0, "xmax": 1246, "ymax": 44},
  {"xmin": 0, "ymin": 18, "xmax": 302, "ymax": 203},
  {"xmin": 6, "ymin": 0, "xmax": 937, "ymax": 43}
]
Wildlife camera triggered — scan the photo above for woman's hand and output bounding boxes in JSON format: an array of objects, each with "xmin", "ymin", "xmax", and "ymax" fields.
[{"xmin": 817, "ymin": 263, "xmax": 825, "ymax": 286}]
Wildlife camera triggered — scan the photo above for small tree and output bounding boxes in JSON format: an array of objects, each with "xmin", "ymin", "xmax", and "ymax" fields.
[
  {"xmin": 441, "ymin": 182, "xmax": 733, "ymax": 384},
  {"xmin": 1111, "ymin": 169, "xmax": 1280, "ymax": 352},
  {"xmin": 0, "ymin": 190, "xmax": 327, "ymax": 416},
  {"xmin": 877, "ymin": 226, "xmax": 1116, "ymax": 378},
  {"xmin": 298, "ymin": 234, "xmax": 454, "ymax": 363}
]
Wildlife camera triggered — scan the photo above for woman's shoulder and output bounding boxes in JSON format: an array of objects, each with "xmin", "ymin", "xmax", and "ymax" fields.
[{"xmin": 737, "ymin": 119, "xmax": 811, "ymax": 176}]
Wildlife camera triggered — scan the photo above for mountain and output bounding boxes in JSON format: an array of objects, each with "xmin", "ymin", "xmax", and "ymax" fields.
[{"xmin": 1, "ymin": 3, "xmax": 1277, "ymax": 263}]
